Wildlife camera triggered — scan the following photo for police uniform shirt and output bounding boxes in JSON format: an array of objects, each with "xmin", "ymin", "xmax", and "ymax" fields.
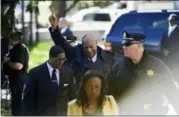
[
  {"xmin": 115, "ymin": 52, "xmax": 178, "ymax": 115},
  {"xmin": 7, "ymin": 42, "xmax": 29, "ymax": 78}
]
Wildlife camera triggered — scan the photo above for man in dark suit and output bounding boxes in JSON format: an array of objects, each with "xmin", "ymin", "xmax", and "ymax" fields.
[
  {"xmin": 22, "ymin": 45, "xmax": 76, "ymax": 116},
  {"xmin": 58, "ymin": 17, "xmax": 74, "ymax": 37},
  {"xmin": 58, "ymin": 17, "xmax": 77, "ymax": 47},
  {"xmin": 48, "ymin": 13, "xmax": 115, "ymax": 92},
  {"xmin": 161, "ymin": 13, "xmax": 179, "ymax": 83}
]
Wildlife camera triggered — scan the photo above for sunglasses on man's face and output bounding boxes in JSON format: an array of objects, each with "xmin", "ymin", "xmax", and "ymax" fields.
[
  {"xmin": 55, "ymin": 58, "xmax": 67, "ymax": 63},
  {"xmin": 122, "ymin": 39, "xmax": 142, "ymax": 47}
]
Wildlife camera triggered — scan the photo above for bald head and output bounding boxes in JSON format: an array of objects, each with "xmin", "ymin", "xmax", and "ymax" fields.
[
  {"xmin": 82, "ymin": 34, "xmax": 98, "ymax": 58},
  {"xmin": 82, "ymin": 34, "xmax": 97, "ymax": 44}
]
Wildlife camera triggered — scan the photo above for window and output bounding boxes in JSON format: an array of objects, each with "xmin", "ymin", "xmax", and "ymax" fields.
[
  {"xmin": 83, "ymin": 13, "xmax": 95, "ymax": 21},
  {"xmin": 109, "ymin": 14, "xmax": 143, "ymax": 36},
  {"xmin": 94, "ymin": 13, "xmax": 111, "ymax": 21},
  {"xmin": 83, "ymin": 13, "xmax": 111, "ymax": 21},
  {"xmin": 140, "ymin": 13, "xmax": 169, "ymax": 30},
  {"xmin": 109, "ymin": 12, "xmax": 179, "ymax": 37}
]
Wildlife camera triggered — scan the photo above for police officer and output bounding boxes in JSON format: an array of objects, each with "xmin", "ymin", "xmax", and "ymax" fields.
[
  {"xmin": 2, "ymin": 31, "xmax": 29, "ymax": 116},
  {"xmin": 107, "ymin": 31, "xmax": 179, "ymax": 115}
]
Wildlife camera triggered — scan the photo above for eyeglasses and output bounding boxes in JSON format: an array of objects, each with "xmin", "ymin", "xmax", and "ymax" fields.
[
  {"xmin": 122, "ymin": 39, "xmax": 142, "ymax": 47},
  {"xmin": 55, "ymin": 58, "xmax": 67, "ymax": 63}
]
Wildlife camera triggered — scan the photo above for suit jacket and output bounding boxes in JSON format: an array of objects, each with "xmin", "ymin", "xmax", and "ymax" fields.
[
  {"xmin": 22, "ymin": 62, "xmax": 76, "ymax": 116},
  {"xmin": 161, "ymin": 26, "xmax": 179, "ymax": 55},
  {"xmin": 60, "ymin": 27, "xmax": 74, "ymax": 37},
  {"xmin": 67, "ymin": 95, "xmax": 119, "ymax": 115},
  {"xmin": 161, "ymin": 26, "xmax": 179, "ymax": 69},
  {"xmin": 49, "ymin": 27, "xmax": 115, "ymax": 88}
]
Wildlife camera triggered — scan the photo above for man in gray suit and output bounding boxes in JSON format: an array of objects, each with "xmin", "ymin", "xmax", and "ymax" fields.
[{"xmin": 161, "ymin": 13, "xmax": 179, "ymax": 82}]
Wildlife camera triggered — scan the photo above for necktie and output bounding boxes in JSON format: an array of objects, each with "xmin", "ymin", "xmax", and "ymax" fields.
[
  {"xmin": 52, "ymin": 69, "xmax": 58, "ymax": 88},
  {"xmin": 89, "ymin": 58, "xmax": 93, "ymax": 63}
]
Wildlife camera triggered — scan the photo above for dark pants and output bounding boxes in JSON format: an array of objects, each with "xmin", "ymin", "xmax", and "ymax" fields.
[{"xmin": 9, "ymin": 77, "xmax": 24, "ymax": 116}]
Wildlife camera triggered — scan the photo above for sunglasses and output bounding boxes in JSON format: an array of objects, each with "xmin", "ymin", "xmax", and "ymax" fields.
[
  {"xmin": 55, "ymin": 58, "xmax": 67, "ymax": 63},
  {"xmin": 122, "ymin": 39, "xmax": 142, "ymax": 47}
]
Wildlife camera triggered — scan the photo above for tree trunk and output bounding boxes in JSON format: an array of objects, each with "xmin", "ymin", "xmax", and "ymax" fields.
[
  {"xmin": 21, "ymin": 0, "xmax": 25, "ymax": 43},
  {"xmin": 58, "ymin": 0, "xmax": 66, "ymax": 17},
  {"xmin": 29, "ymin": 9, "xmax": 33, "ymax": 47},
  {"xmin": 35, "ymin": 12, "xmax": 39, "ymax": 43}
]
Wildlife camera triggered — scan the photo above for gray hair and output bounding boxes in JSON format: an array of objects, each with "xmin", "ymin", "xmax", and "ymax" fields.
[
  {"xmin": 58, "ymin": 17, "xmax": 67, "ymax": 24},
  {"xmin": 81, "ymin": 34, "xmax": 97, "ymax": 44}
]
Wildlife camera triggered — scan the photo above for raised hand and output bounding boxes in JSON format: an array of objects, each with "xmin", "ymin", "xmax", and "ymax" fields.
[{"xmin": 49, "ymin": 7, "xmax": 58, "ymax": 30}]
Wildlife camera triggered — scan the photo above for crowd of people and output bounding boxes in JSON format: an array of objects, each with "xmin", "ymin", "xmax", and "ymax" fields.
[{"xmin": 1, "ymin": 10, "xmax": 179, "ymax": 116}]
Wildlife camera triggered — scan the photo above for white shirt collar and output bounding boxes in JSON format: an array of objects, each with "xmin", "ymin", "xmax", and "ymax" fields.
[
  {"xmin": 89, "ymin": 53, "xmax": 97, "ymax": 63},
  {"xmin": 61, "ymin": 26, "xmax": 68, "ymax": 34},
  {"xmin": 46, "ymin": 61, "xmax": 60, "ymax": 85},
  {"xmin": 168, "ymin": 24, "xmax": 177, "ymax": 32}
]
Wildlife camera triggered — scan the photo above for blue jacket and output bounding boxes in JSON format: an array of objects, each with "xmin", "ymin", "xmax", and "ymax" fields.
[{"xmin": 59, "ymin": 27, "xmax": 74, "ymax": 37}]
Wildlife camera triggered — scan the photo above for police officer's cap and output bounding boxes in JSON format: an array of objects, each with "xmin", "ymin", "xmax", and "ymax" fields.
[
  {"xmin": 10, "ymin": 31, "xmax": 22, "ymax": 40},
  {"xmin": 123, "ymin": 31, "xmax": 146, "ymax": 42}
]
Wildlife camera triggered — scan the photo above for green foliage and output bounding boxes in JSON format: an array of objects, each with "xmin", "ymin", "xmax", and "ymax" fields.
[
  {"xmin": 77, "ymin": 2, "xmax": 90, "ymax": 10},
  {"xmin": 26, "ymin": 1, "xmax": 39, "ymax": 14},
  {"xmin": 1, "ymin": 108, "xmax": 11, "ymax": 116},
  {"xmin": 77, "ymin": 0, "xmax": 113, "ymax": 10},
  {"xmin": 28, "ymin": 41, "xmax": 53, "ymax": 71},
  {"xmin": 93, "ymin": 0, "xmax": 113, "ymax": 8}
]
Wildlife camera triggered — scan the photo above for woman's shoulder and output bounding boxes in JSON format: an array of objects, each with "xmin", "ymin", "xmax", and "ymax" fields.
[
  {"xmin": 105, "ymin": 95, "xmax": 115, "ymax": 100},
  {"xmin": 104, "ymin": 95, "xmax": 116, "ymax": 104},
  {"xmin": 68, "ymin": 99, "xmax": 78, "ymax": 105}
]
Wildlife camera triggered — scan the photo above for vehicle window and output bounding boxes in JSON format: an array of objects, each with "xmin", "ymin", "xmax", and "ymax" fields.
[
  {"xmin": 94, "ymin": 13, "xmax": 111, "ymax": 21},
  {"xmin": 83, "ymin": 13, "xmax": 95, "ymax": 21},
  {"xmin": 108, "ymin": 12, "xmax": 179, "ymax": 36},
  {"xmin": 140, "ymin": 13, "xmax": 169, "ymax": 30},
  {"xmin": 109, "ymin": 14, "xmax": 143, "ymax": 36}
]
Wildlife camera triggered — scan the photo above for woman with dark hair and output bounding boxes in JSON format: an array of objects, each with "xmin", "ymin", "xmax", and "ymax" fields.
[{"xmin": 68, "ymin": 70, "xmax": 119, "ymax": 115}]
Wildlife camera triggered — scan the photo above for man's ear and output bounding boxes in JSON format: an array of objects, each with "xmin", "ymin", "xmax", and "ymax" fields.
[
  {"xmin": 49, "ymin": 55, "xmax": 52, "ymax": 60},
  {"xmin": 138, "ymin": 43, "xmax": 143, "ymax": 48}
]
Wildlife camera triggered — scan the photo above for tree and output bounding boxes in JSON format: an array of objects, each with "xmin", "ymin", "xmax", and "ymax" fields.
[
  {"xmin": 26, "ymin": 1, "xmax": 39, "ymax": 47},
  {"xmin": 1, "ymin": 0, "xmax": 20, "ymax": 39},
  {"xmin": 93, "ymin": 0, "xmax": 113, "ymax": 8},
  {"xmin": 50, "ymin": 0, "xmax": 80, "ymax": 18}
]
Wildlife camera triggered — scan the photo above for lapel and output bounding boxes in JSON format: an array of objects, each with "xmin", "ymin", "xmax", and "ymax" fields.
[
  {"xmin": 59, "ymin": 67, "xmax": 65, "ymax": 88},
  {"xmin": 41, "ymin": 62, "xmax": 52, "ymax": 84}
]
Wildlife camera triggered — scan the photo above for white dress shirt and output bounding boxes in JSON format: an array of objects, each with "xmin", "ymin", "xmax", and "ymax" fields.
[
  {"xmin": 47, "ymin": 62, "xmax": 60, "ymax": 85},
  {"xmin": 89, "ymin": 53, "xmax": 97, "ymax": 63},
  {"xmin": 168, "ymin": 24, "xmax": 177, "ymax": 37},
  {"xmin": 61, "ymin": 26, "xmax": 68, "ymax": 34}
]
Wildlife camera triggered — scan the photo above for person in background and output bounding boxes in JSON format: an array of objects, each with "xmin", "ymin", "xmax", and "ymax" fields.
[
  {"xmin": 22, "ymin": 45, "xmax": 76, "ymax": 116},
  {"xmin": 1, "ymin": 37, "xmax": 9, "ymax": 88},
  {"xmin": 2, "ymin": 31, "xmax": 29, "ymax": 116},
  {"xmin": 58, "ymin": 17, "xmax": 74, "ymax": 37},
  {"xmin": 48, "ymin": 11, "xmax": 115, "ymax": 92},
  {"xmin": 161, "ymin": 13, "xmax": 179, "ymax": 83},
  {"xmin": 68, "ymin": 70, "xmax": 119, "ymax": 116},
  {"xmin": 107, "ymin": 31, "xmax": 179, "ymax": 115}
]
